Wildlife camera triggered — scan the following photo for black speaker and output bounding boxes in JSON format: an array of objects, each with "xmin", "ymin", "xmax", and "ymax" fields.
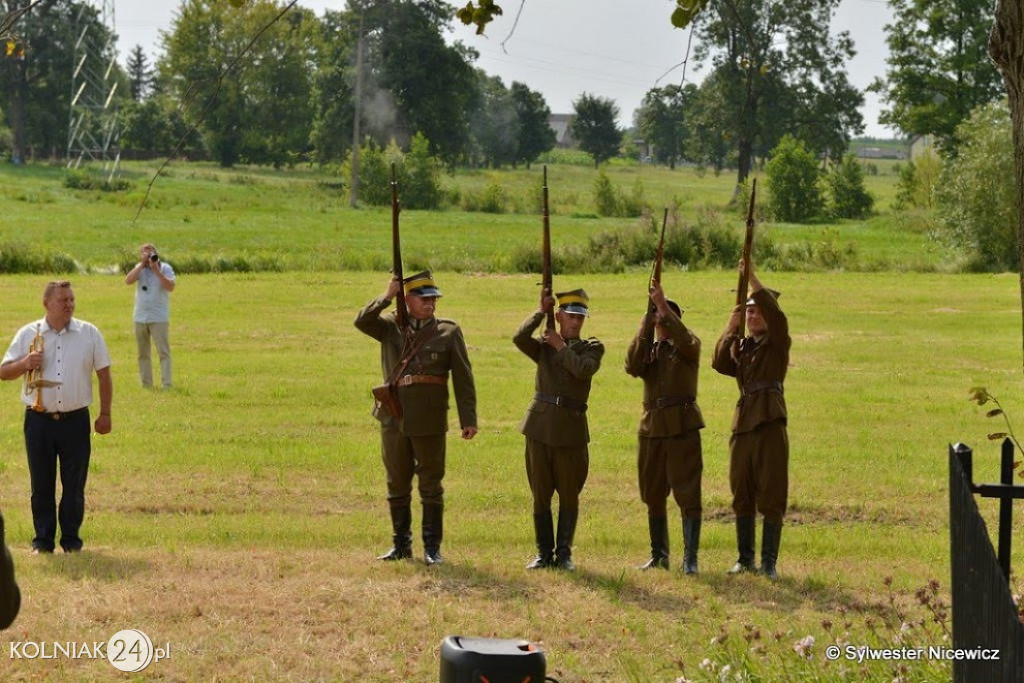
[{"xmin": 439, "ymin": 635, "xmax": 547, "ymax": 683}]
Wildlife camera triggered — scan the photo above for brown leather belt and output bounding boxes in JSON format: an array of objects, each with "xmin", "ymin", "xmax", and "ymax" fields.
[
  {"xmin": 742, "ymin": 380, "xmax": 783, "ymax": 397},
  {"xmin": 534, "ymin": 392, "xmax": 587, "ymax": 412},
  {"xmin": 27, "ymin": 407, "xmax": 88, "ymax": 421},
  {"xmin": 644, "ymin": 396, "xmax": 695, "ymax": 410},
  {"xmin": 396, "ymin": 374, "xmax": 448, "ymax": 387}
]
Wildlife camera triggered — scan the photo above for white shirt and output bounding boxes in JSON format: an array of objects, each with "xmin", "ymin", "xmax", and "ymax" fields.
[
  {"xmin": 133, "ymin": 262, "xmax": 175, "ymax": 323},
  {"xmin": 2, "ymin": 318, "xmax": 111, "ymax": 412}
]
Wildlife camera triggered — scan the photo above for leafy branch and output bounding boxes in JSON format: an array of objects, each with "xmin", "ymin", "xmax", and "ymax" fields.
[{"xmin": 969, "ymin": 386, "xmax": 1024, "ymax": 457}]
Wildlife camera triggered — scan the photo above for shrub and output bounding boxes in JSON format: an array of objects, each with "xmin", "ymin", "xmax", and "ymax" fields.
[
  {"xmin": 827, "ymin": 154, "xmax": 874, "ymax": 219},
  {"xmin": 934, "ymin": 100, "xmax": 1016, "ymax": 271},
  {"xmin": 63, "ymin": 170, "xmax": 132, "ymax": 192},
  {"xmin": 0, "ymin": 243, "xmax": 77, "ymax": 274},
  {"xmin": 344, "ymin": 133, "xmax": 444, "ymax": 209},
  {"xmin": 893, "ymin": 151, "xmax": 941, "ymax": 210},
  {"xmin": 764, "ymin": 134, "xmax": 824, "ymax": 223},
  {"xmin": 461, "ymin": 181, "xmax": 507, "ymax": 213},
  {"xmin": 592, "ymin": 170, "xmax": 646, "ymax": 218}
]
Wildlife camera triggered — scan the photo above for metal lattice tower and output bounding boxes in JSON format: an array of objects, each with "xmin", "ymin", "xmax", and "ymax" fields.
[{"xmin": 66, "ymin": 0, "xmax": 119, "ymax": 178}]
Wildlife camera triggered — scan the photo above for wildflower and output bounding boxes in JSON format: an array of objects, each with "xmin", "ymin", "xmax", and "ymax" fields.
[
  {"xmin": 793, "ymin": 635, "xmax": 815, "ymax": 658},
  {"xmin": 700, "ymin": 658, "xmax": 716, "ymax": 672},
  {"xmin": 719, "ymin": 664, "xmax": 732, "ymax": 681},
  {"xmin": 675, "ymin": 677, "xmax": 692, "ymax": 683}
]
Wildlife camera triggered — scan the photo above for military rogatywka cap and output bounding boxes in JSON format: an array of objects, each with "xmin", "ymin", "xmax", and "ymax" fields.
[
  {"xmin": 556, "ymin": 288, "xmax": 590, "ymax": 317},
  {"xmin": 746, "ymin": 288, "xmax": 781, "ymax": 306},
  {"xmin": 404, "ymin": 270, "xmax": 443, "ymax": 297}
]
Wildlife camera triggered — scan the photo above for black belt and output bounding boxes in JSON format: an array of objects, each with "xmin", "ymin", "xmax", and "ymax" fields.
[
  {"xmin": 534, "ymin": 392, "xmax": 588, "ymax": 412},
  {"xmin": 27, "ymin": 407, "xmax": 88, "ymax": 421},
  {"xmin": 644, "ymin": 396, "xmax": 695, "ymax": 410},
  {"xmin": 742, "ymin": 381, "xmax": 783, "ymax": 397}
]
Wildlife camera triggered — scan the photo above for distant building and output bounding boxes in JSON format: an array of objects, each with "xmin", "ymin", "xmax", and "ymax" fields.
[
  {"xmin": 548, "ymin": 114, "xmax": 575, "ymax": 148},
  {"xmin": 853, "ymin": 145, "xmax": 907, "ymax": 160},
  {"xmin": 908, "ymin": 134, "xmax": 935, "ymax": 161}
]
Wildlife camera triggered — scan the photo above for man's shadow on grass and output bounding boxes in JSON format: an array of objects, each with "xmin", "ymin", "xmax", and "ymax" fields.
[{"xmin": 37, "ymin": 550, "xmax": 149, "ymax": 582}]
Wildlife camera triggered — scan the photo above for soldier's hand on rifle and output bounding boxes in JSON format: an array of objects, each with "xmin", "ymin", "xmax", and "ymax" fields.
[
  {"xmin": 385, "ymin": 277, "xmax": 402, "ymax": 302},
  {"xmin": 541, "ymin": 329, "xmax": 565, "ymax": 350},
  {"xmin": 649, "ymin": 283, "xmax": 670, "ymax": 317},
  {"xmin": 539, "ymin": 293, "xmax": 556, "ymax": 314},
  {"xmin": 728, "ymin": 305, "xmax": 744, "ymax": 333}
]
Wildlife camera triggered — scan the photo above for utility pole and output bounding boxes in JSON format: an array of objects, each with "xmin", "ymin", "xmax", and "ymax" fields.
[{"xmin": 349, "ymin": 14, "xmax": 364, "ymax": 208}]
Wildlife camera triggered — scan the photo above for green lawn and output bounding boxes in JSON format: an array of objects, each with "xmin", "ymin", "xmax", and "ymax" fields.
[{"xmin": 0, "ymin": 268, "xmax": 1018, "ymax": 680}]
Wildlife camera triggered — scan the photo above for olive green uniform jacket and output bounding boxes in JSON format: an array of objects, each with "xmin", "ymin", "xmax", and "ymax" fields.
[
  {"xmin": 355, "ymin": 295, "xmax": 477, "ymax": 436},
  {"xmin": 624, "ymin": 311, "xmax": 705, "ymax": 436},
  {"xmin": 711, "ymin": 288, "xmax": 789, "ymax": 433},
  {"xmin": 513, "ymin": 311, "xmax": 604, "ymax": 448}
]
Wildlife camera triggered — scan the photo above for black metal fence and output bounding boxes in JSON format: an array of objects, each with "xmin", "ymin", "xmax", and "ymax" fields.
[{"xmin": 949, "ymin": 442, "xmax": 1024, "ymax": 682}]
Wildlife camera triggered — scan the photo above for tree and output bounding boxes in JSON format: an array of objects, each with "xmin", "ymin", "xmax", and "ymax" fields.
[
  {"xmin": 0, "ymin": 0, "xmax": 121, "ymax": 162},
  {"xmin": 126, "ymin": 44, "xmax": 153, "ymax": 101},
  {"xmin": 872, "ymin": 0, "xmax": 1003, "ymax": 151},
  {"xmin": 357, "ymin": 0, "xmax": 480, "ymax": 167},
  {"xmin": 681, "ymin": 0, "xmax": 863, "ymax": 197},
  {"xmin": 934, "ymin": 100, "xmax": 1016, "ymax": 271},
  {"xmin": 764, "ymin": 134, "xmax": 824, "ymax": 223},
  {"xmin": 309, "ymin": 9, "xmax": 356, "ymax": 165},
  {"xmin": 635, "ymin": 84, "xmax": 691, "ymax": 169},
  {"xmin": 470, "ymin": 72, "xmax": 519, "ymax": 168},
  {"xmin": 570, "ymin": 92, "xmax": 620, "ymax": 167},
  {"xmin": 509, "ymin": 81, "xmax": 554, "ymax": 169},
  {"xmin": 685, "ymin": 73, "xmax": 733, "ymax": 173},
  {"xmin": 990, "ymin": 0, "xmax": 1024, "ymax": 368},
  {"xmin": 159, "ymin": 0, "xmax": 316, "ymax": 167}
]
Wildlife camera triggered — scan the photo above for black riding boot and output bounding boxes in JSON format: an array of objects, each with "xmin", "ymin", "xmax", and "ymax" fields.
[
  {"xmin": 637, "ymin": 515, "xmax": 669, "ymax": 570},
  {"xmin": 726, "ymin": 515, "xmax": 756, "ymax": 574},
  {"xmin": 760, "ymin": 521, "xmax": 782, "ymax": 580},
  {"xmin": 377, "ymin": 505, "xmax": 412, "ymax": 561},
  {"xmin": 422, "ymin": 503, "xmax": 444, "ymax": 565},
  {"xmin": 553, "ymin": 510, "xmax": 578, "ymax": 571},
  {"xmin": 683, "ymin": 517, "xmax": 702, "ymax": 575},
  {"xmin": 526, "ymin": 511, "xmax": 555, "ymax": 569}
]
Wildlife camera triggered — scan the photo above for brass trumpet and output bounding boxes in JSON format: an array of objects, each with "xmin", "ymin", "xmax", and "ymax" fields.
[{"xmin": 24, "ymin": 324, "xmax": 60, "ymax": 412}]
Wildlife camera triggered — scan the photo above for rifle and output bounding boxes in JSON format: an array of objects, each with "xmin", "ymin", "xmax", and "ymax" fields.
[
  {"xmin": 733, "ymin": 179, "xmax": 757, "ymax": 351},
  {"xmin": 644, "ymin": 208, "xmax": 669, "ymax": 353},
  {"xmin": 391, "ymin": 163, "xmax": 407, "ymax": 330},
  {"xmin": 541, "ymin": 165, "xmax": 555, "ymax": 332}
]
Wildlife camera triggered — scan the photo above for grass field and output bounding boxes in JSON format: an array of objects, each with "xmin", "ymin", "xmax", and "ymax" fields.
[
  {"xmin": 0, "ymin": 158, "xmax": 943, "ymax": 277},
  {"xmin": 0, "ymin": 264, "xmax": 1021, "ymax": 680}
]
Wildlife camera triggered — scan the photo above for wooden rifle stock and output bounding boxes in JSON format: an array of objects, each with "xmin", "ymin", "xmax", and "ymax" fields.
[
  {"xmin": 391, "ymin": 163, "xmax": 407, "ymax": 329},
  {"xmin": 541, "ymin": 165, "xmax": 555, "ymax": 331},
  {"xmin": 735, "ymin": 178, "xmax": 757, "ymax": 341}
]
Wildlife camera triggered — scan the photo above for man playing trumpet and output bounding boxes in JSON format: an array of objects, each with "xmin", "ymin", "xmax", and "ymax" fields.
[{"xmin": 0, "ymin": 281, "xmax": 112, "ymax": 554}]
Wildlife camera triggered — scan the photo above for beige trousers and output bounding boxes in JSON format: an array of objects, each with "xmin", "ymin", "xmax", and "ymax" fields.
[{"xmin": 135, "ymin": 322, "xmax": 172, "ymax": 387}]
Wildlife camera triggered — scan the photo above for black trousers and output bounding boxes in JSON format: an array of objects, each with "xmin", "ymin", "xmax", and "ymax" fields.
[{"xmin": 24, "ymin": 408, "xmax": 91, "ymax": 552}]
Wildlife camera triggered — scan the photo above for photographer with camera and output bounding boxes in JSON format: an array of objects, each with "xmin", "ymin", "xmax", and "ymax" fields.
[{"xmin": 125, "ymin": 243, "xmax": 176, "ymax": 389}]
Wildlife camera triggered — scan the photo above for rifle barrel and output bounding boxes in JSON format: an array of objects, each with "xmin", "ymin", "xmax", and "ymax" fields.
[{"xmin": 542, "ymin": 166, "xmax": 555, "ymax": 331}]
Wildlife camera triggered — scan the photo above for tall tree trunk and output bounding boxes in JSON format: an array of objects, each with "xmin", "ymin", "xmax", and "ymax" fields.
[
  {"xmin": 989, "ymin": 0, "xmax": 1024, "ymax": 371},
  {"xmin": 8, "ymin": 57, "xmax": 25, "ymax": 164}
]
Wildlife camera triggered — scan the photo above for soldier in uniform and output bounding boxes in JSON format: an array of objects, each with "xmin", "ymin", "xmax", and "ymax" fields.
[
  {"xmin": 712, "ymin": 259, "xmax": 790, "ymax": 579},
  {"xmin": 514, "ymin": 289, "xmax": 604, "ymax": 571},
  {"xmin": 355, "ymin": 270, "xmax": 478, "ymax": 566},
  {"xmin": 625, "ymin": 283, "xmax": 705, "ymax": 574}
]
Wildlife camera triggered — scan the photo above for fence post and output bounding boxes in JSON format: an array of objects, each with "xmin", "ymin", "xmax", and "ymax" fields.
[{"xmin": 999, "ymin": 438, "xmax": 1014, "ymax": 579}]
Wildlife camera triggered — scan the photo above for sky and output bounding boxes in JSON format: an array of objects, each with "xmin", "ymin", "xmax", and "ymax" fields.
[{"xmin": 116, "ymin": 0, "xmax": 896, "ymax": 138}]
